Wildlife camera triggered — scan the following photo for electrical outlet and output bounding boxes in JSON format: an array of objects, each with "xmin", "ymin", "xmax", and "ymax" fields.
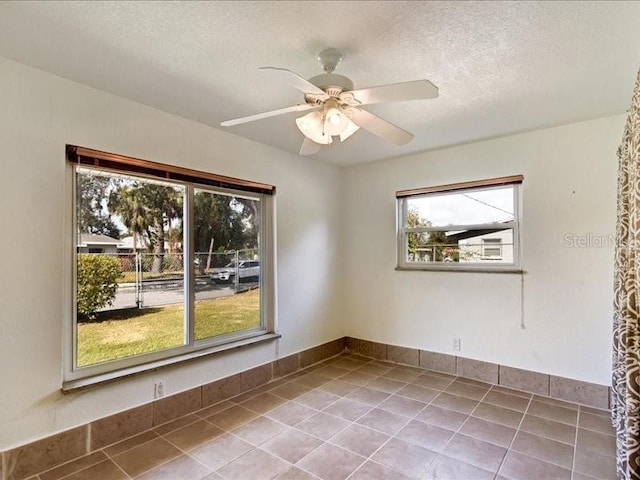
[
  {"xmin": 154, "ymin": 381, "xmax": 165, "ymax": 399},
  {"xmin": 453, "ymin": 338, "xmax": 461, "ymax": 351}
]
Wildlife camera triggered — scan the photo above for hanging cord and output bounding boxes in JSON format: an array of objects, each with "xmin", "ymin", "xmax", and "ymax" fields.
[
  {"xmin": 520, "ymin": 272, "xmax": 525, "ymax": 329},
  {"xmin": 518, "ymin": 184, "xmax": 525, "ymax": 329}
]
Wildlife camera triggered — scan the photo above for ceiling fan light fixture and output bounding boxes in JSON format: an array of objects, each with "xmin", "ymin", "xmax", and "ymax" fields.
[
  {"xmin": 324, "ymin": 109, "xmax": 348, "ymax": 136},
  {"xmin": 339, "ymin": 120, "xmax": 360, "ymax": 142},
  {"xmin": 327, "ymin": 109, "xmax": 342, "ymax": 126},
  {"xmin": 322, "ymin": 99, "xmax": 353, "ymax": 137},
  {"xmin": 295, "ymin": 111, "xmax": 332, "ymax": 145}
]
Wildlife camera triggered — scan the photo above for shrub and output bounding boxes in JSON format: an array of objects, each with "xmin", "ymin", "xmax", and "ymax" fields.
[{"xmin": 77, "ymin": 254, "xmax": 121, "ymax": 320}]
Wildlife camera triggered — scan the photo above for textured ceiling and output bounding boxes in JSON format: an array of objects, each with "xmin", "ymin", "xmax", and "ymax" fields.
[{"xmin": 0, "ymin": 1, "xmax": 638, "ymax": 166}]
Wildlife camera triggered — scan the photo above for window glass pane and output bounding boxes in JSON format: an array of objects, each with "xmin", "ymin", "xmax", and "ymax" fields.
[
  {"xmin": 193, "ymin": 189, "xmax": 261, "ymax": 341},
  {"xmin": 75, "ymin": 168, "xmax": 185, "ymax": 367},
  {"xmin": 406, "ymin": 185, "xmax": 515, "ymax": 227},
  {"xmin": 407, "ymin": 228, "xmax": 514, "ymax": 264}
]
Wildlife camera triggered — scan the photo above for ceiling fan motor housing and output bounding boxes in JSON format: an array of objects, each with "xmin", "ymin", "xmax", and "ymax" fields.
[{"xmin": 308, "ymin": 73, "xmax": 354, "ymax": 97}]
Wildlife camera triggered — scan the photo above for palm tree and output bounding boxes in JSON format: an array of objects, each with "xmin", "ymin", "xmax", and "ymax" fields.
[
  {"xmin": 109, "ymin": 182, "xmax": 183, "ymax": 274},
  {"xmin": 108, "ymin": 187, "xmax": 147, "ymax": 254}
]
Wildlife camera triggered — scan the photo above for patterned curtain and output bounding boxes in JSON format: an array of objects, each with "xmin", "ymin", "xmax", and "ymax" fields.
[{"xmin": 613, "ymin": 66, "xmax": 640, "ymax": 480}]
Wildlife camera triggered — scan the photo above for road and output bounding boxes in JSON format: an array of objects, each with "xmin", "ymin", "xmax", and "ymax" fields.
[{"xmin": 104, "ymin": 278, "xmax": 257, "ymax": 311}]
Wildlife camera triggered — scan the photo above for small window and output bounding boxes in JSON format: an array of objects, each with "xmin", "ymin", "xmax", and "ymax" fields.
[
  {"xmin": 396, "ymin": 176, "xmax": 522, "ymax": 271},
  {"xmin": 67, "ymin": 145, "xmax": 275, "ymax": 382},
  {"xmin": 482, "ymin": 238, "xmax": 503, "ymax": 259}
]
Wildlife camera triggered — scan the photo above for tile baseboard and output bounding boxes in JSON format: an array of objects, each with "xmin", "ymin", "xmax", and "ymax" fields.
[{"xmin": 345, "ymin": 336, "xmax": 610, "ymax": 410}]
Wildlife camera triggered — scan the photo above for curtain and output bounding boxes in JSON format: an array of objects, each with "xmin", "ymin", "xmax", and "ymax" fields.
[{"xmin": 613, "ymin": 66, "xmax": 640, "ymax": 480}]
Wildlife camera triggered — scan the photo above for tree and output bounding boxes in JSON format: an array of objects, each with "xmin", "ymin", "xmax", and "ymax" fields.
[
  {"xmin": 108, "ymin": 186, "xmax": 147, "ymax": 253},
  {"xmin": 407, "ymin": 209, "xmax": 430, "ymax": 261},
  {"xmin": 109, "ymin": 182, "xmax": 183, "ymax": 273},
  {"xmin": 236, "ymin": 197, "xmax": 260, "ymax": 240},
  {"xmin": 406, "ymin": 208, "xmax": 458, "ymax": 262},
  {"xmin": 193, "ymin": 192, "xmax": 255, "ymax": 256},
  {"xmin": 427, "ymin": 230, "xmax": 458, "ymax": 262},
  {"xmin": 76, "ymin": 172, "xmax": 121, "ymax": 238}
]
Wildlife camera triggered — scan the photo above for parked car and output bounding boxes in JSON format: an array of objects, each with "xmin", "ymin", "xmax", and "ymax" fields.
[{"xmin": 210, "ymin": 260, "xmax": 259, "ymax": 284}]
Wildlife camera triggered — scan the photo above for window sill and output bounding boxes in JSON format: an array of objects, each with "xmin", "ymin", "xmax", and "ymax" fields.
[
  {"xmin": 62, "ymin": 332, "xmax": 281, "ymax": 393},
  {"xmin": 396, "ymin": 266, "xmax": 524, "ymax": 274}
]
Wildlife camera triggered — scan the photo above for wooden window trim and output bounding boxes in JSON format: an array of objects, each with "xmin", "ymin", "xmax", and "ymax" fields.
[
  {"xmin": 396, "ymin": 175, "xmax": 523, "ymax": 198},
  {"xmin": 66, "ymin": 145, "xmax": 275, "ymax": 195}
]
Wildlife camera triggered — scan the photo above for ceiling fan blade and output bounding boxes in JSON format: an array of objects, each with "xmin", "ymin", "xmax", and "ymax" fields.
[
  {"xmin": 259, "ymin": 67, "xmax": 329, "ymax": 98},
  {"xmin": 221, "ymin": 103, "xmax": 317, "ymax": 127},
  {"xmin": 299, "ymin": 137, "xmax": 321, "ymax": 156},
  {"xmin": 346, "ymin": 79, "xmax": 438, "ymax": 106},
  {"xmin": 345, "ymin": 107, "xmax": 413, "ymax": 145}
]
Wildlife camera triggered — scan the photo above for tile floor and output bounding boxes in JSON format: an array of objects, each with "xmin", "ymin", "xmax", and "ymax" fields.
[{"xmin": 32, "ymin": 354, "xmax": 616, "ymax": 480}]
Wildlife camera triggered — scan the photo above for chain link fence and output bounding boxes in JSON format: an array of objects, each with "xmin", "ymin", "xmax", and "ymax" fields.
[{"xmin": 81, "ymin": 249, "xmax": 259, "ymax": 313}]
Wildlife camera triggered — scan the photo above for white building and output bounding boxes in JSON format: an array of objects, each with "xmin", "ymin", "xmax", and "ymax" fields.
[
  {"xmin": 456, "ymin": 229, "xmax": 514, "ymax": 263},
  {"xmin": 76, "ymin": 234, "xmax": 119, "ymax": 254}
]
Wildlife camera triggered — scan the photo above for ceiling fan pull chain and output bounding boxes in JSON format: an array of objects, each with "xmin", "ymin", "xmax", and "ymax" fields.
[{"xmin": 321, "ymin": 103, "xmax": 327, "ymax": 138}]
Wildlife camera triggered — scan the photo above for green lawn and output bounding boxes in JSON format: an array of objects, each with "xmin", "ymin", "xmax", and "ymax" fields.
[{"xmin": 77, "ymin": 289, "xmax": 260, "ymax": 367}]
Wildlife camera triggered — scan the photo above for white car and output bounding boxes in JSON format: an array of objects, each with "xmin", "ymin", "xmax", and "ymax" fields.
[{"xmin": 211, "ymin": 260, "xmax": 259, "ymax": 284}]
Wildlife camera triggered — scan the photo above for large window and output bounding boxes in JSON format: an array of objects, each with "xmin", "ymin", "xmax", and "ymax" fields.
[
  {"xmin": 66, "ymin": 146, "xmax": 274, "ymax": 383},
  {"xmin": 397, "ymin": 176, "xmax": 522, "ymax": 271}
]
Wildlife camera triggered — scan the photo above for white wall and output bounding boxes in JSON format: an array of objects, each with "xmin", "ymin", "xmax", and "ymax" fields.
[
  {"xmin": 344, "ymin": 115, "xmax": 624, "ymax": 386},
  {"xmin": 0, "ymin": 57, "xmax": 344, "ymax": 450}
]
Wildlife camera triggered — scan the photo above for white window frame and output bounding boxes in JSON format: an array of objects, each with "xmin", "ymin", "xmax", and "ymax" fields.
[
  {"xmin": 396, "ymin": 180, "xmax": 522, "ymax": 272},
  {"xmin": 64, "ymin": 162, "xmax": 276, "ymax": 385}
]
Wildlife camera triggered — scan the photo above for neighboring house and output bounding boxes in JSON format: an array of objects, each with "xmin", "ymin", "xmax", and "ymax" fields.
[
  {"xmin": 117, "ymin": 235, "xmax": 150, "ymax": 253},
  {"xmin": 455, "ymin": 229, "xmax": 514, "ymax": 263},
  {"xmin": 413, "ymin": 227, "xmax": 513, "ymax": 263},
  {"xmin": 77, "ymin": 234, "xmax": 120, "ymax": 254},
  {"xmin": 117, "ymin": 235, "xmax": 182, "ymax": 254}
]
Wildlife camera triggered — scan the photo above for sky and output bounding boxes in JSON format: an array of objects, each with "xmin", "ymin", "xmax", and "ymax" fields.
[{"xmin": 408, "ymin": 185, "xmax": 515, "ymax": 227}]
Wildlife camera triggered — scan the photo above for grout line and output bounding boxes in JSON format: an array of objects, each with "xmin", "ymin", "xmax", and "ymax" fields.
[
  {"xmin": 494, "ymin": 389, "xmax": 534, "ymax": 478},
  {"xmin": 570, "ymin": 408, "xmax": 581, "ymax": 480},
  {"xmin": 35, "ymin": 451, "xmax": 106, "ymax": 480},
  {"xmin": 416, "ymin": 382, "xmax": 497, "ymax": 478},
  {"xmin": 153, "ymin": 434, "xmax": 211, "ymax": 475},
  {"xmin": 339, "ymin": 398, "xmax": 413, "ymax": 479},
  {"xmin": 177, "ymin": 450, "xmax": 214, "ymax": 476},
  {"xmin": 112, "ymin": 460, "xmax": 133, "ymax": 479},
  {"xmin": 102, "ymin": 431, "xmax": 160, "ymax": 460},
  {"xmin": 502, "ymin": 400, "xmax": 586, "ymax": 470},
  {"xmin": 348, "ymin": 370, "xmax": 462, "ymax": 479},
  {"xmin": 145, "ymin": 397, "xmax": 293, "ymax": 478},
  {"xmin": 159, "ymin": 412, "xmax": 204, "ymax": 431}
]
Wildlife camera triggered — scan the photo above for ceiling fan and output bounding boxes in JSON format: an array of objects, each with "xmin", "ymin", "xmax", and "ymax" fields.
[{"xmin": 220, "ymin": 48, "xmax": 439, "ymax": 155}]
